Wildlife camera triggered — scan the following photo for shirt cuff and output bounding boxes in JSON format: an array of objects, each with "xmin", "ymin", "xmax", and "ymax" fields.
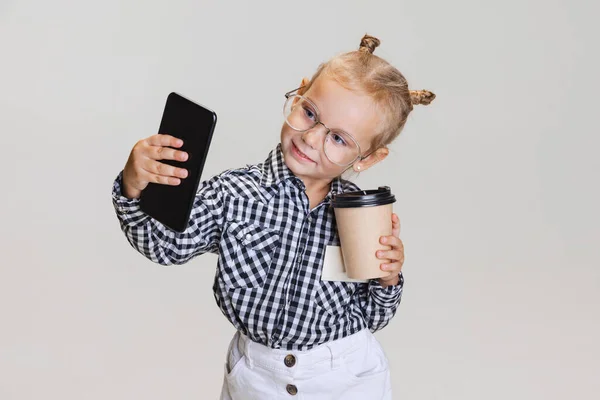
[
  {"xmin": 111, "ymin": 171, "xmax": 149, "ymax": 226},
  {"xmin": 368, "ymin": 272, "xmax": 404, "ymax": 307}
]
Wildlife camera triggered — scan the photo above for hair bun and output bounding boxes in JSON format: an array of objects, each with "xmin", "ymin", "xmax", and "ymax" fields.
[
  {"xmin": 410, "ymin": 90, "xmax": 436, "ymax": 106},
  {"xmin": 359, "ymin": 34, "xmax": 380, "ymax": 54}
]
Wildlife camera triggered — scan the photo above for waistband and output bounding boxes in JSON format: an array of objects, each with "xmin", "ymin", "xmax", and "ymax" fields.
[{"xmin": 236, "ymin": 329, "xmax": 371, "ymax": 375}]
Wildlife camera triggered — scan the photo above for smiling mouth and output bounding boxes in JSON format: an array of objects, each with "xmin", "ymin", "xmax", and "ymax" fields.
[{"xmin": 293, "ymin": 142, "xmax": 314, "ymax": 162}]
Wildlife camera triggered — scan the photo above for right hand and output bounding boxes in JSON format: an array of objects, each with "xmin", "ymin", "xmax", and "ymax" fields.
[{"xmin": 122, "ymin": 134, "xmax": 189, "ymax": 199}]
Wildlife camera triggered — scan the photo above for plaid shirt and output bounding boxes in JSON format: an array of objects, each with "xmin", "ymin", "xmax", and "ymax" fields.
[{"xmin": 111, "ymin": 143, "xmax": 403, "ymax": 351}]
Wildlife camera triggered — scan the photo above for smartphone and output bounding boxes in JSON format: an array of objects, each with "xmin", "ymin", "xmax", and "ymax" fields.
[{"xmin": 139, "ymin": 92, "xmax": 217, "ymax": 232}]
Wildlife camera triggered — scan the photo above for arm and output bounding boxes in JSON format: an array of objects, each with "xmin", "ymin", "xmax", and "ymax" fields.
[
  {"xmin": 111, "ymin": 170, "xmax": 226, "ymax": 265},
  {"xmin": 357, "ymin": 212, "xmax": 406, "ymax": 331}
]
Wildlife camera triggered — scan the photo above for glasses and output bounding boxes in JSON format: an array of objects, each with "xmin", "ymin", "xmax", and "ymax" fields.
[{"xmin": 284, "ymin": 86, "xmax": 371, "ymax": 167}]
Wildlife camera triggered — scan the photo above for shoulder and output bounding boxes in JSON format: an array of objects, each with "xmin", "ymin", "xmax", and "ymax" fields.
[
  {"xmin": 220, "ymin": 163, "xmax": 263, "ymax": 188},
  {"xmin": 339, "ymin": 177, "xmax": 361, "ymax": 193},
  {"xmin": 197, "ymin": 163, "xmax": 263, "ymax": 195}
]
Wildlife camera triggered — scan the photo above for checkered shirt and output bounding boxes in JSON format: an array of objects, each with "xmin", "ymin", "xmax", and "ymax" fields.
[{"xmin": 111, "ymin": 143, "xmax": 403, "ymax": 350}]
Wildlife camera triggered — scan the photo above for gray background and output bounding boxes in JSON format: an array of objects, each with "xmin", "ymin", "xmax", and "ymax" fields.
[{"xmin": 1, "ymin": 0, "xmax": 598, "ymax": 398}]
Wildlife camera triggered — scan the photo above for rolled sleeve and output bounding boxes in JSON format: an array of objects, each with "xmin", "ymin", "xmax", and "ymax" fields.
[
  {"xmin": 110, "ymin": 169, "xmax": 227, "ymax": 265},
  {"xmin": 368, "ymin": 272, "xmax": 404, "ymax": 307},
  {"xmin": 356, "ymin": 272, "xmax": 404, "ymax": 332},
  {"xmin": 111, "ymin": 171, "xmax": 150, "ymax": 227}
]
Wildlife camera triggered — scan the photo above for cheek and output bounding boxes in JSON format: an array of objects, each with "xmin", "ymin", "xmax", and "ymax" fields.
[
  {"xmin": 319, "ymin": 157, "xmax": 348, "ymax": 176},
  {"xmin": 280, "ymin": 124, "xmax": 296, "ymax": 142}
]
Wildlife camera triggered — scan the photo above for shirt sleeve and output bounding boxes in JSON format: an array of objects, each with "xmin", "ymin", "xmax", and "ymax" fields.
[
  {"xmin": 355, "ymin": 272, "xmax": 404, "ymax": 332},
  {"xmin": 111, "ymin": 170, "xmax": 226, "ymax": 265}
]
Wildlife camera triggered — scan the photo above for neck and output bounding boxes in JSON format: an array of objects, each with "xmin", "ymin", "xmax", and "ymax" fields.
[
  {"xmin": 297, "ymin": 174, "xmax": 334, "ymax": 195},
  {"xmin": 296, "ymin": 176, "xmax": 331, "ymax": 209}
]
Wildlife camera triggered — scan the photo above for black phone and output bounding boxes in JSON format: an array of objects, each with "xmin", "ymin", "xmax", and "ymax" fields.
[{"xmin": 139, "ymin": 92, "xmax": 217, "ymax": 232}]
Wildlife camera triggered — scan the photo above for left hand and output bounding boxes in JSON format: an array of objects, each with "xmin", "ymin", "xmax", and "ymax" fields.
[{"xmin": 376, "ymin": 213, "xmax": 404, "ymax": 286}]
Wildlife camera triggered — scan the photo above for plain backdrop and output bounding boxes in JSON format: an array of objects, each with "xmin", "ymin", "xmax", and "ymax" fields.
[{"xmin": 1, "ymin": 0, "xmax": 598, "ymax": 399}]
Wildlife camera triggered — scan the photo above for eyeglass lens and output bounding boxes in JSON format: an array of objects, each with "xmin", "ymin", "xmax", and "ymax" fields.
[{"xmin": 284, "ymin": 95, "xmax": 360, "ymax": 166}]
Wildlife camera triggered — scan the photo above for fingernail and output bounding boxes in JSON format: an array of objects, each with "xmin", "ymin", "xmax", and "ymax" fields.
[
  {"xmin": 381, "ymin": 237, "xmax": 387, "ymax": 243},
  {"xmin": 377, "ymin": 251, "xmax": 383, "ymax": 257}
]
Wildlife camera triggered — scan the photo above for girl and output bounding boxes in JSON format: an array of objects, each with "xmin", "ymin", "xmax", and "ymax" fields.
[{"xmin": 112, "ymin": 34, "xmax": 435, "ymax": 399}]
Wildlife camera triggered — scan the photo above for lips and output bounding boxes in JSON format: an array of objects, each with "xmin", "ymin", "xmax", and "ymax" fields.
[{"xmin": 292, "ymin": 142, "xmax": 314, "ymax": 162}]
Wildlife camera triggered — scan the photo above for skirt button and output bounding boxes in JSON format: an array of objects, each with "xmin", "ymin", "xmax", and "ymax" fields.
[
  {"xmin": 286, "ymin": 384, "xmax": 298, "ymax": 395},
  {"xmin": 284, "ymin": 354, "xmax": 296, "ymax": 368}
]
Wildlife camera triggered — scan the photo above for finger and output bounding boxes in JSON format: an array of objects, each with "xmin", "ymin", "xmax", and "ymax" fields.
[
  {"xmin": 149, "ymin": 174, "xmax": 181, "ymax": 186},
  {"xmin": 380, "ymin": 235, "xmax": 402, "ymax": 248},
  {"xmin": 135, "ymin": 170, "xmax": 182, "ymax": 186},
  {"xmin": 376, "ymin": 249, "xmax": 403, "ymax": 261},
  {"xmin": 392, "ymin": 213, "xmax": 401, "ymax": 235},
  {"xmin": 143, "ymin": 160, "xmax": 188, "ymax": 179},
  {"xmin": 380, "ymin": 260, "xmax": 404, "ymax": 272},
  {"xmin": 146, "ymin": 134, "xmax": 184, "ymax": 148},
  {"xmin": 149, "ymin": 145, "xmax": 188, "ymax": 162}
]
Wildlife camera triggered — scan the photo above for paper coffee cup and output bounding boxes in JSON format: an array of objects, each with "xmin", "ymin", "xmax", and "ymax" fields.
[{"xmin": 331, "ymin": 186, "xmax": 396, "ymax": 280}]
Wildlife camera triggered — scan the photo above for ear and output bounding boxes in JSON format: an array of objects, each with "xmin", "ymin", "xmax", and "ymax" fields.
[
  {"xmin": 353, "ymin": 147, "xmax": 389, "ymax": 172},
  {"xmin": 298, "ymin": 77, "xmax": 310, "ymax": 95}
]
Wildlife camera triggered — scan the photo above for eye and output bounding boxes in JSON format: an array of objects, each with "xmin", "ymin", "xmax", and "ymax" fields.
[
  {"xmin": 331, "ymin": 133, "xmax": 347, "ymax": 146},
  {"xmin": 302, "ymin": 106, "xmax": 316, "ymax": 121}
]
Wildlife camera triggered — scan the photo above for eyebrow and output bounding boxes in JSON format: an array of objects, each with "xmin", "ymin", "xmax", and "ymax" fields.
[{"xmin": 305, "ymin": 95, "xmax": 355, "ymax": 137}]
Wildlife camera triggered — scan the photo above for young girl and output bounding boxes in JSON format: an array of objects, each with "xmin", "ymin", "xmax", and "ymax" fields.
[{"xmin": 112, "ymin": 34, "xmax": 435, "ymax": 400}]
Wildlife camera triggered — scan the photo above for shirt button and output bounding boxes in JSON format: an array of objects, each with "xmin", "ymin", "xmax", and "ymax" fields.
[
  {"xmin": 286, "ymin": 384, "xmax": 298, "ymax": 395},
  {"xmin": 245, "ymin": 233, "xmax": 252, "ymax": 241},
  {"xmin": 284, "ymin": 354, "xmax": 296, "ymax": 368}
]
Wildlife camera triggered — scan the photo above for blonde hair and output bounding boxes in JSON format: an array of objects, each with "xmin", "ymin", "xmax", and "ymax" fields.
[{"xmin": 303, "ymin": 34, "xmax": 436, "ymax": 154}]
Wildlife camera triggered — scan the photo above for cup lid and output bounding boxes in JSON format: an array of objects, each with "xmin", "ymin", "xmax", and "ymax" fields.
[{"xmin": 331, "ymin": 186, "xmax": 396, "ymax": 208}]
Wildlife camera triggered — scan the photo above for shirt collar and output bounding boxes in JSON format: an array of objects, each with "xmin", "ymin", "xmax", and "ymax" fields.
[
  {"xmin": 260, "ymin": 143, "xmax": 297, "ymax": 187},
  {"xmin": 259, "ymin": 143, "xmax": 346, "ymax": 202}
]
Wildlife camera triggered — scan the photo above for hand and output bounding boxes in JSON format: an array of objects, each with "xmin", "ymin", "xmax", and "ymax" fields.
[
  {"xmin": 122, "ymin": 134, "xmax": 189, "ymax": 199},
  {"xmin": 376, "ymin": 213, "xmax": 405, "ymax": 287}
]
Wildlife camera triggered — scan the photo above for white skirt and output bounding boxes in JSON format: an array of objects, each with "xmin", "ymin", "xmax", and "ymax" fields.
[{"xmin": 220, "ymin": 328, "xmax": 393, "ymax": 400}]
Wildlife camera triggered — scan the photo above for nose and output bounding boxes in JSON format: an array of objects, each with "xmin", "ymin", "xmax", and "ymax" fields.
[{"xmin": 302, "ymin": 123, "xmax": 327, "ymax": 150}]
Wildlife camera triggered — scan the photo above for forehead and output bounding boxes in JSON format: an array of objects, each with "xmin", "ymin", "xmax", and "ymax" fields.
[{"xmin": 304, "ymin": 76, "xmax": 380, "ymax": 146}]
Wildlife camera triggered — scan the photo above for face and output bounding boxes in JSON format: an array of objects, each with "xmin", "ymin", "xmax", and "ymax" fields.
[{"xmin": 280, "ymin": 75, "xmax": 386, "ymax": 192}]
